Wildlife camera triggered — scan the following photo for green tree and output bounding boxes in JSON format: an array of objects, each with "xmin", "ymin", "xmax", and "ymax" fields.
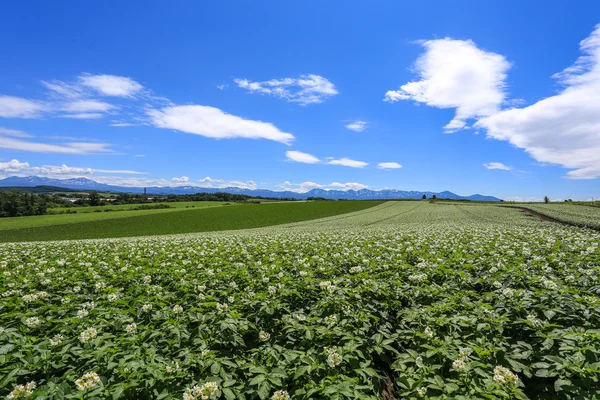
[
  {"xmin": 88, "ymin": 191, "xmax": 101, "ymax": 206},
  {"xmin": 422, "ymin": 194, "xmax": 427, "ymax": 200},
  {"xmin": 544, "ymin": 196, "xmax": 550, "ymax": 204}
]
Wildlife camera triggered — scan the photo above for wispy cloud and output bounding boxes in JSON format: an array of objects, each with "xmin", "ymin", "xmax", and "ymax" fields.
[
  {"xmin": 0, "ymin": 95, "xmax": 48, "ymax": 118},
  {"xmin": 285, "ymin": 150, "xmax": 321, "ymax": 164},
  {"xmin": 234, "ymin": 74, "xmax": 338, "ymax": 105},
  {"xmin": 172, "ymin": 176, "xmax": 189, "ymax": 182},
  {"xmin": 345, "ymin": 120, "xmax": 367, "ymax": 132},
  {"xmin": 378, "ymin": 162, "xmax": 402, "ymax": 169},
  {"xmin": 327, "ymin": 157, "xmax": 368, "ymax": 168},
  {"xmin": 483, "ymin": 162, "xmax": 512, "ymax": 170},
  {"xmin": 0, "ymin": 128, "xmax": 113, "ymax": 154}
]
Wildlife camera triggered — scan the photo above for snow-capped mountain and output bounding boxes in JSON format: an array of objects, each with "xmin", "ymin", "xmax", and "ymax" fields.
[{"xmin": 0, "ymin": 176, "xmax": 501, "ymax": 201}]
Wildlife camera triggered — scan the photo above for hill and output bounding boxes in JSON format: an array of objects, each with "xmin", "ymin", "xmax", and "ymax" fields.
[{"xmin": 0, "ymin": 176, "xmax": 501, "ymax": 201}]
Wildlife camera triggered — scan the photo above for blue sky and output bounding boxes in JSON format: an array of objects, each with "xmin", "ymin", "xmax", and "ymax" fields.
[{"xmin": 1, "ymin": 1, "xmax": 599, "ymax": 200}]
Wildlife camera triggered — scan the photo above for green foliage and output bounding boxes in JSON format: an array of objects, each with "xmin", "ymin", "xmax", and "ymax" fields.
[
  {"xmin": 0, "ymin": 201, "xmax": 382, "ymax": 242},
  {"xmin": 1, "ymin": 202, "xmax": 599, "ymax": 398}
]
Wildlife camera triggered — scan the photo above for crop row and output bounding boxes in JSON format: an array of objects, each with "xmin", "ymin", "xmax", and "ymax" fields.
[{"xmin": 1, "ymin": 216, "xmax": 599, "ymax": 399}]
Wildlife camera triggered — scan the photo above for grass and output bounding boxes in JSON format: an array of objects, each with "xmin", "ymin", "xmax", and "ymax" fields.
[
  {"xmin": 48, "ymin": 201, "xmax": 229, "ymax": 214},
  {"xmin": 0, "ymin": 201, "xmax": 383, "ymax": 242},
  {"xmin": 0, "ymin": 202, "xmax": 230, "ymax": 231}
]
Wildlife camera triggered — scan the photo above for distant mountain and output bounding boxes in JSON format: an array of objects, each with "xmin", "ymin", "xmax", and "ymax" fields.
[{"xmin": 0, "ymin": 176, "xmax": 502, "ymax": 201}]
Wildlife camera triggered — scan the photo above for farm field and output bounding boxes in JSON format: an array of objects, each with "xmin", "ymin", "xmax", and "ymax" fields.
[
  {"xmin": 509, "ymin": 204, "xmax": 600, "ymax": 230},
  {"xmin": 47, "ymin": 201, "xmax": 232, "ymax": 214},
  {"xmin": 2, "ymin": 202, "xmax": 600, "ymax": 399},
  {"xmin": 0, "ymin": 202, "xmax": 231, "ymax": 232},
  {"xmin": 0, "ymin": 201, "xmax": 382, "ymax": 243}
]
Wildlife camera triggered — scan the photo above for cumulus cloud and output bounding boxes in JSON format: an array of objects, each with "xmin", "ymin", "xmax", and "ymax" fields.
[
  {"xmin": 384, "ymin": 38, "xmax": 511, "ymax": 132},
  {"xmin": 327, "ymin": 157, "xmax": 368, "ymax": 168},
  {"xmin": 0, "ymin": 128, "xmax": 113, "ymax": 154},
  {"xmin": 0, "ymin": 95, "xmax": 48, "ymax": 118},
  {"xmin": 0, "ymin": 159, "xmax": 145, "ymax": 178},
  {"xmin": 345, "ymin": 120, "xmax": 367, "ymax": 132},
  {"xmin": 198, "ymin": 176, "xmax": 257, "ymax": 190},
  {"xmin": 483, "ymin": 162, "xmax": 512, "ymax": 170},
  {"xmin": 172, "ymin": 176, "xmax": 189, "ymax": 182},
  {"xmin": 378, "ymin": 162, "xmax": 402, "ymax": 169},
  {"xmin": 234, "ymin": 74, "xmax": 338, "ymax": 105},
  {"xmin": 476, "ymin": 24, "xmax": 600, "ymax": 179},
  {"xmin": 278, "ymin": 180, "xmax": 368, "ymax": 193},
  {"xmin": 148, "ymin": 105, "xmax": 295, "ymax": 144},
  {"xmin": 285, "ymin": 150, "xmax": 321, "ymax": 164}
]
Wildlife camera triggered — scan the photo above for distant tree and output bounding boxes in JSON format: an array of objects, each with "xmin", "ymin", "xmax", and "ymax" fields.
[
  {"xmin": 544, "ymin": 195, "xmax": 550, "ymax": 204},
  {"xmin": 88, "ymin": 191, "xmax": 101, "ymax": 206},
  {"xmin": 422, "ymin": 194, "xmax": 427, "ymax": 200},
  {"xmin": 432, "ymin": 194, "xmax": 437, "ymax": 200}
]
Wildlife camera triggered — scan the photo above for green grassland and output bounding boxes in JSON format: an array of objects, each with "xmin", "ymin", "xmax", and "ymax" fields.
[
  {"xmin": 0, "ymin": 201, "xmax": 382, "ymax": 242},
  {"xmin": 48, "ymin": 201, "xmax": 230, "ymax": 214},
  {"xmin": 0, "ymin": 202, "xmax": 231, "ymax": 231}
]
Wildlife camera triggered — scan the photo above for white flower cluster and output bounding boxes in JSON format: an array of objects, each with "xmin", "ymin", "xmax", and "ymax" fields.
[
  {"xmin": 125, "ymin": 323, "xmax": 137, "ymax": 335},
  {"xmin": 183, "ymin": 382, "xmax": 220, "ymax": 400},
  {"xmin": 173, "ymin": 305, "xmax": 184, "ymax": 314},
  {"xmin": 324, "ymin": 315, "xmax": 337, "ymax": 326},
  {"xmin": 216, "ymin": 303, "xmax": 228, "ymax": 313},
  {"xmin": 319, "ymin": 281, "xmax": 337, "ymax": 294},
  {"xmin": 79, "ymin": 327, "xmax": 98, "ymax": 344},
  {"xmin": 259, "ymin": 331, "xmax": 271, "ymax": 342},
  {"xmin": 493, "ymin": 365, "xmax": 519, "ymax": 386},
  {"xmin": 142, "ymin": 303, "xmax": 153, "ymax": 312},
  {"xmin": 49, "ymin": 334, "xmax": 64, "ymax": 346},
  {"xmin": 7, "ymin": 381, "xmax": 36, "ymax": 399},
  {"xmin": 424, "ymin": 327, "xmax": 434, "ymax": 338},
  {"xmin": 75, "ymin": 372, "xmax": 101, "ymax": 391},
  {"xmin": 408, "ymin": 273, "xmax": 427, "ymax": 283},
  {"xmin": 24, "ymin": 317, "xmax": 41, "ymax": 328},
  {"xmin": 324, "ymin": 346, "xmax": 343, "ymax": 368},
  {"xmin": 271, "ymin": 390, "xmax": 290, "ymax": 400}
]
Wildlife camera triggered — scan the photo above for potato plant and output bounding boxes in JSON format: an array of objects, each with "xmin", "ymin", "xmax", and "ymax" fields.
[{"xmin": 1, "ymin": 204, "xmax": 600, "ymax": 399}]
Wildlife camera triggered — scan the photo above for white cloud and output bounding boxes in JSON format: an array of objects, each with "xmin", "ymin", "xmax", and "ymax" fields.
[
  {"xmin": 0, "ymin": 159, "xmax": 145, "ymax": 178},
  {"xmin": 62, "ymin": 99, "xmax": 114, "ymax": 113},
  {"xmin": 0, "ymin": 129, "xmax": 113, "ymax": 154},
  {"xmin": 78, "ymin": 74, "xmax": 143, "ymax": 97},
  {"xmin": 148, "ymin": 105, "xmax": 295, "ymax": 144},
  {"xmin": 60, "ymin": 113, "xmax": 106, "ymax": 119},
  {"xmin": 384, "ymin": 38, "xmax": 511, "ymax": 132},
  {"xmin": 330, "ymin": 182, "xmax": 369, "ymax": 191},
  {"xmin": 172, "ymin": 176, "xmax": 189, "ymax": 182},
  {"xmin": 285, "ymin": 150, "xmax": 321, "ymax": 164},
  {"xmin": 0, "ymin": 127, "xmax": 32, "ymax": 138},
  {"xmin": 278, "ymin": 180, "xmax": 368, "ymax": 193},
  {"xmin": 327, "ymin": 158, "xmax": 368, "ymax": 168},
  {"xmin": 483, "ymin": 162, "xmax": 512, "ymax": 170},
  {"xmin": 475, "ymin": 24, "xmax": 600, "ymax": 179},
  {"xmin": 217, "ymin": 84, "xmax": 228, "ymax": 90},
  {"xmin": 198, "ymin": 176, "xmax": 257, "ymax": 190},
  {"xmin": 234, "ymin": 74, "xmax": 338, "ymax": 105},
  {"xmin": 0, "ymin": 95, "xmax": 48, "ymax": 118},
  {"xmin": 345, "ymin": 120, "xmax": 367, "ymax": 132},
  {"xmin": 378, "ymin": 162, "xmax": 402, "ymax": 169}
]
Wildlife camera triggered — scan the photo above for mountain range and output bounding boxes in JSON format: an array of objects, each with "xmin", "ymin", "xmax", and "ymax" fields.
[{"xmin": 0, "ymin": 176, "xmax": 501, "ymax": 201}]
